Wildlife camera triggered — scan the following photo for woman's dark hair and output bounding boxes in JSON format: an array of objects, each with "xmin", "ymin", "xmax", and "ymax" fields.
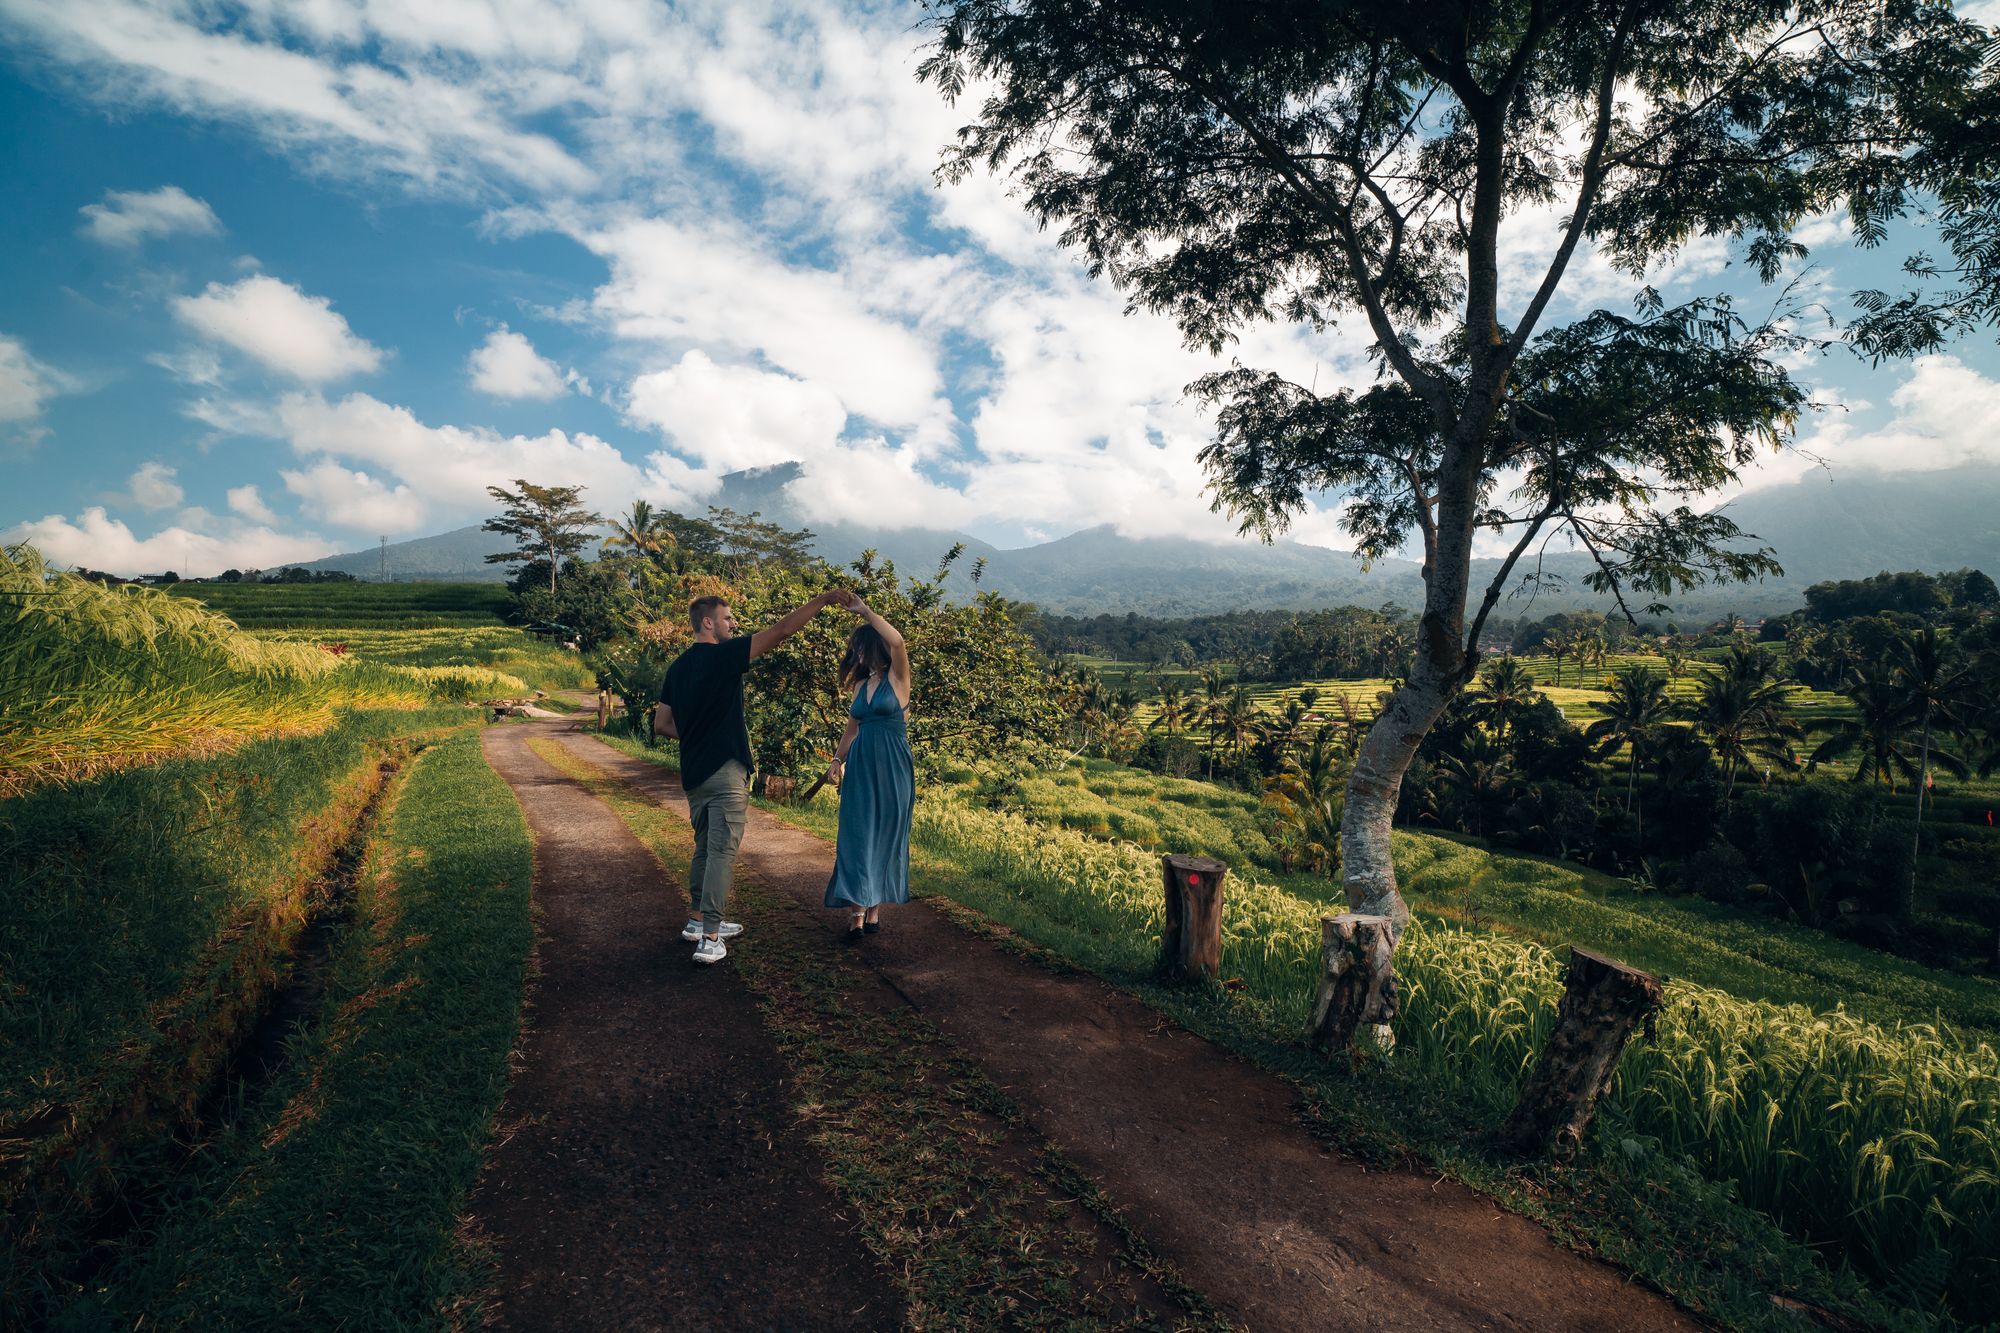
[{"xmin": 839, "ymin": 623, "xmax": 892, "ymax": 692}]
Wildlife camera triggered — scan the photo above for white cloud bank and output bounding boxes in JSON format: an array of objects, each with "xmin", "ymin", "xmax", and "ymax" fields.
[
  {"xmin": 3, "ymin": 506, "xmax": 330, "ymax": 577},
  {"xmin": 226, "ymin": 483, "xmax": 280, "ymax": 524},
  {"xmin": 78, "ymin": 184, "xmax": 221, "ymax": 246},
  {"xmin": 171, "ymin": 274, "xmax": 384, "ymax": 382},
  {"xmin": 468, "ymin": 326, "xmax": 568, "ymax": 400},
  {"xmin": 1743, "ymin": 355, "xmax": 2000, "ymax": 491},
  {"xmin": 274, "ymin": 390, "xmax": 705, "ymax": 533}
]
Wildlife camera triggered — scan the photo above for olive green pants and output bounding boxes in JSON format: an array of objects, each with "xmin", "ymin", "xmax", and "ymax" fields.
[{"xmin": 684, "ymin": 760, "xmax": 748, "ymax": 935}]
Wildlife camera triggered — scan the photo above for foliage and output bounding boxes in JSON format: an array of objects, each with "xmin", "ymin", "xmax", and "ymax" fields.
[
  {"xmin": 621, "ymin": 547, "xmax": 1073, "ymax": 779},
  {"xmin": 47, "ymin": 733, "xmax": 534, "ymax": 1328},
  {"xmin": 0, "ymin": 707, "xmax": 470, "ymax": 1304},
  {"xmin": 482, "ymin": 479, "xmax": 605, "ymax": 598},
  {"xmin": 921, "ymin": 0, "xmax": 1995, "ymax": 927},
  {"xmin": 165, "ymin": 580, "xmax": 512, "ymax": 628}
]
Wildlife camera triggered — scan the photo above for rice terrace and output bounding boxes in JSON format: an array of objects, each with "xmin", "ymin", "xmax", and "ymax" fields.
[{"xmin": 5, "ymin": 1, "xmax": 2000, "ymax": 1330}]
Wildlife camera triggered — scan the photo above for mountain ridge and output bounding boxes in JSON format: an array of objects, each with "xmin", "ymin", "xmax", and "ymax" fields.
[{"xmin": 292, "ymin": 462, "xmax": 1999, "ymax": 619}]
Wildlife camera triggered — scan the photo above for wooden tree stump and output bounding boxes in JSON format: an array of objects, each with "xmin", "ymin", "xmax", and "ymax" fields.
[
  {"xmin": 1501, "ymin": 947, "xmax": 1663, "ymax": 1159},
  {"xmin": 595, "ymin": 690, "xmax": 611, "ymax": 731},
  {"xmin": 1306, "ymin": 914, "xmax": 1398, "ymax": 1056},
  {"xmin": 1160, "ymin": 854, "xmax": 1226, "ymax": 980},
  {"xmin": 754, "ymin": 773, "xmax": 797, "ymax": 799}
]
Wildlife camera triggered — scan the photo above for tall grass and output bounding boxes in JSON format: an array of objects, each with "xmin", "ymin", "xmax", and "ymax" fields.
[
  {"xmin": 896, "ymin": 787, "xmax": 1999, "ymax": 1315},
  {"xmin": 0, "ymin": 547, "xmax": 458, "ymax": 796}
]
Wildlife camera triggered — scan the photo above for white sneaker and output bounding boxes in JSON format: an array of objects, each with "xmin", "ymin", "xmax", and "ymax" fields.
[
  {"xmin": 692, "ymin": 935, "xmax": 728, "ymax": 965},
  {"xmin": 681, "ymin": 919, "xmax": 744, "ymax": 941}
]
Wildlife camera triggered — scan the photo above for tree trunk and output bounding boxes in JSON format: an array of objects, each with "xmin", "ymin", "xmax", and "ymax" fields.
[
  {"xmin": 1160, "ymin": 853, "xmax": 1226, "ymax": 980},
  {"xmin": 1306, "ymin": 914, "xmax": 1398, "ymax": 1056},
  {"xmin": 1340, "ymin": 662, "xmax": 1455, "ymax": 935},
  {"xmin": 1906, "ymin": 706, "xmax": 1932, "ymax": 920},
  {"xmin": 1501, "ymin": 947, "xmax": 1663, "ymax": 1160}
]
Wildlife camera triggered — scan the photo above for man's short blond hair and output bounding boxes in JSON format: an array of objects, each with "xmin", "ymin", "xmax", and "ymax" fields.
[{"xmin": 688, "ymin": 596, "xmax": 730, "ymax": 631}]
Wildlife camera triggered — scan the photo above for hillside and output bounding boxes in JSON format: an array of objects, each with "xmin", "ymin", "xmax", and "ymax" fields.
[{"xmin": 293, "ymin": 462, "xmax": 2000, "ymax": 619}]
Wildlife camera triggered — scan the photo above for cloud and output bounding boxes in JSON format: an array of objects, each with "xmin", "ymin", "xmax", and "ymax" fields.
[
  {"xmin": 2, "ymin": 506, "xmax": 330, "ymax": 577},
  {"xmin": 226, "ymin": 483, "xmax": 279, "ymax": 524},
  {"xmin": 0, "ymin": 333, "xmax": 62, "ymax": 424},
  {"xmin": 627, "ymin": 351, "xmax": 845, "ymax": 476},
  {"xmin": 582, "ymin": 218, "xmax": 952, "ymax": 439},
  {"xmin": 125, "ymin": 461, "xmax": 184, "ymax": 510},
  {"xmin": 148, "ymin": 346, "xmax": 226, "ymax": 386},
  {"xmin": 78, "ymin": 184, "xmax": 222, "ymax": 246},
  {"xmin": 171, "ymin": 274, "xmax": 384, "ymax": 382},
  {"xmin": 275, "ymin": 390, "xmax": 701, "ymax": 529},
  {"xmin": 0, "ymin": 0, "xmax": 593, "ymax": 196},
  {"xmin": 468, "ymin": 325, "xmax": 567, "ymax": 399},
  {"xmin": 279, "ymin": 458, "xmax": 426, "ymax": 532},
  {"xmin": 1741, "ymin": 355, "xmax": 2000, "ymax": 491}
]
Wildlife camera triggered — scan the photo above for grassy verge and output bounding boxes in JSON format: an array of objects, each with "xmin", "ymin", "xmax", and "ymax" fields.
[
  {"xmin": 945, "ymin": 754, "xmax": 2000, "ymax": 1036},
  {"xmin": 598, "ymin": 735, "xmax": 1981, "ymax": 1329},
  {"xmin": 2, "ymin": 708, "xmax": 467, "ymax": 1259},
  {"xmin": 534, "ymin": 738, "xmax": 1228, "ymax": 1331},
  {"xmin": 51, "ymin": 729, "xmax": 535, "ymax": 1329}
]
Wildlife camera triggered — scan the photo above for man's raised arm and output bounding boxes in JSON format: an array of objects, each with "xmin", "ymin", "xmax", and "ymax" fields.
[{"xmin": 749, "ymin": 590, "xmax": 839, "ymax": 659}]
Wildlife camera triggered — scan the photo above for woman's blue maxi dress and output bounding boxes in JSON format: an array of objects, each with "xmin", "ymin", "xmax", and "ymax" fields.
[{"xmin": 823, "ymin": 677, "xmax": 914, "ymax": 910}]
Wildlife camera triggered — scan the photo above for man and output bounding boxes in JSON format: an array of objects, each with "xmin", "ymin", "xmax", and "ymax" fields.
[{"xmin": 654, "ymin": 590, "xmax": 841, "ymax": 964}]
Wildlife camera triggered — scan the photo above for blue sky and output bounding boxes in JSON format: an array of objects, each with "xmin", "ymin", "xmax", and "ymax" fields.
[{"xmin": 2, "ymin": 0, "xmax": 1996, "ymax": 576}]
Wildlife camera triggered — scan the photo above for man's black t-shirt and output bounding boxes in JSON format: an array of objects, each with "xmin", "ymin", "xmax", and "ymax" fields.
[{"xmin": 661, "ymin": 636, "xmax": 754, "ymax": 790}]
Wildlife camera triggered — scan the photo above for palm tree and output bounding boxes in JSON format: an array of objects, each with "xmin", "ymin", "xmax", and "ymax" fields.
[
  {"xmin": 1152, "ymin": 680, "xmax": 1190, "ymax": 740},
  {"xmin": 1264, "ymin": 696, "xmax": 1312, "ymax": 759},
  {"xmin": 1196, "ymin": 668, "xmax": 1231, "ymax": 779},
  {"xmin": 1544, "ymin": 629, "xmax": 1576, "ymax": 686},
  {"xmin": 603, "ymin": 499, "xmax": 676, "ymax": 565},
  {"xmin": 1888, "ymin": 627, "xmax": 1978, "ymax": 918},
  {"xmin": 1466, "ymin": 655, "xmax": 1538, "ymax": 743},
  {"xmin": 1103, "ymin": 688, "xmax": 1143, "ymax": 760},
  {"xmin": 1689, "ymin": 663, "xmax": 1802, "ymax": 800},
  {"xmin": 1214, "ymin": 687, "xmax": 1263, "ymax": 769},
  {"xmin": 1431, "ymin": 732, "xmax": 1512, "ymax": 839},
  {"xmin": 1808, "ymin": 665, "xmax": 1921, "ymax": 789},
  {"xmin": 1261, "ymin": 723, "xmax": 1349, "ymax": 872},
  {"xmin": 1661, "ymin": 641, "xmax": 1690, "ymax": 681},
  {"xmin": 1584, "ymin": 667, "xmax": 1673, "ymax": 838}
]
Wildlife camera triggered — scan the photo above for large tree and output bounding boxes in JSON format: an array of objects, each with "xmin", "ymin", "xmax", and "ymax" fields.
[
  {"xmin": 921, "ymin": 0, "xmax": 1992, "ymax": 934},
  {"xmin": 483, "ymin": 480, "xmax": 605, "ymax": 600}
]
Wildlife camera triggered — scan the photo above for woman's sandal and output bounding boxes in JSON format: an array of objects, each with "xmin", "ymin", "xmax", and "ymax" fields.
[
  {"xmin": 862, "ymin": 917, "xmax": 881, "ymax": 935},
  {"xmin": 846, "ymin": 910, "xmax": 866, "ymax": 943}
]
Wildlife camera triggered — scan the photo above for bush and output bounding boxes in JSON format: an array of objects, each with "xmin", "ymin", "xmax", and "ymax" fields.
[
  {"xmin": 1661, "ymin": 841, "xmax": 1754, "ymax": 905},
  {"xmin": 1737, "ymin": 780, "xmax": 1903, "ymax": 923}
]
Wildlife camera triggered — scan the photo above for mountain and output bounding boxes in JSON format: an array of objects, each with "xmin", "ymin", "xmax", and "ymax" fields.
[
  {"xmin": 297, "ymin": 463, "xmax": 2000, "ymax": 618},
  {"xmin": 1714, "ymin": 465, "xmax": 2000, "ymax": 585},
  {"xmin": 296, "ymin": 525, "xmax": 519, "ymax": 582}
]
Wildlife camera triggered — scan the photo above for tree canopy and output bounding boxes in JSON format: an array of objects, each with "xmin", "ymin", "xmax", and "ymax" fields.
[
  {"xmin": 483, "ymin": 480, "xmax": 606, "ymax": 599},
  {"xmin": 921, "ymin": 0, "xmax": 1996, "ymax": 931}
]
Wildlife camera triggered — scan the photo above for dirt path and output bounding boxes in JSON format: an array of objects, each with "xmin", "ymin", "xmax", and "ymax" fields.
[
  {"xmin": 468, "ymin": 724, "xmax": 901, "ymax": 1331},
  {"xmin": 555, "ymin": 733, "xmax": 1697, "ymax": 1333}
]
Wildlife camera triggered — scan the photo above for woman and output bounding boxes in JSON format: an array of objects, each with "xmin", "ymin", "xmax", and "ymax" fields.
[{"xmin": 823, "ymin": 590, "xmax": 914, "ymax": 940}]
